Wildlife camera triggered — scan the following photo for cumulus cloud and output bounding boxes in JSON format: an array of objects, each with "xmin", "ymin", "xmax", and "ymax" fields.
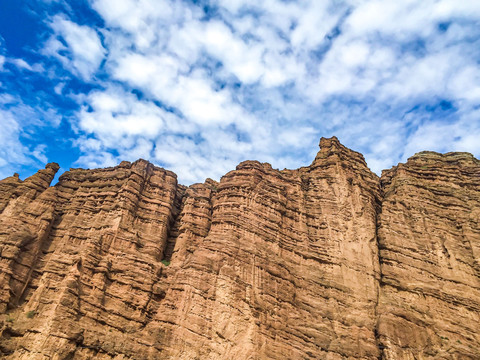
[
  {"xmin": 0, "ymin": 54, "xmax": 43, "ymax": 73},
  {"xmin": 73, "ymin": 86, "xmax": 174, "ymax": 168},
  {"xmin": 83, "ymin": 0, "xmax": 480, "ymax": 180},
  {"xmin": 403, "ymin": 109, "xmax": 480, "ymax": 157},
  {"xmin": 0, "ymin": 110, "xmax": 29, "ymax": 170},
  {"xmin": 78, "ymin": 86, "xmax": 169, "ymax": 141},
  {"xmin": 43, "ymin": 15, "xmax": 105, "ymax": 79},
  {"xmin": 1, "ymin": 0, "xmax": 480, "ymax": 183},
  {"xmin": 0, "ymin": 95, "xmax": 60, "ymax": 178}
]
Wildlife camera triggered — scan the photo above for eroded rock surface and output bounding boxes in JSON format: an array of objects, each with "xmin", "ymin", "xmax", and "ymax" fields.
[
  {"xmin": 0, "ymin": 137, "xmax": 478, "ymax": 359},
  {"xmin": 377, "ymin": 151, "xmax": 480, "ymax": 359}
]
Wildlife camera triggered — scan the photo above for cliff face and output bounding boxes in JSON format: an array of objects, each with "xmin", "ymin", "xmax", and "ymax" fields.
[
  {"xmin": 377, "ymin": 151, "xmax": 480, "ymax": 359},
  {"xmin": 0, "ymin": 137, "xmax": 478, "ymax": 359}
]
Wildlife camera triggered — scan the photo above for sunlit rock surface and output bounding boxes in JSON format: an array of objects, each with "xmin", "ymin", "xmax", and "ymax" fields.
[
  {"xmin": 0, "ymin": 137, "xmax": 478, "ymax": 359},
  {"xmin": 377, "ymin": 151, "xmax": 480, "ymax": 359}
]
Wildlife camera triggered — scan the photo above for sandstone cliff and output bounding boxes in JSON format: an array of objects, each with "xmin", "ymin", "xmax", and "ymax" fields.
[
  {"xmin": 0, "ymin": 137, "xmax": 478, "ymax": 359},
  {"xmin": 377, "ymin": 151, "xmax": 480, "ymax": 359}
]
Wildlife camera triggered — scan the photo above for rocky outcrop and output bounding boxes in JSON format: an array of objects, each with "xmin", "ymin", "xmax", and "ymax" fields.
[
  {"xmin": 0, "ymin": 137, "xmax": 478, "ymax": 359},
  {"xmin": 377, "ymin": 151, "xmax": 480, "ymax": 359},
  {"xmin": 0, "ymin": 163, "xmax": 60, "ymax": 313},
  {"xmin": 0, "ymin": 160, "xmax": 181, "ymax": 359},
  {"xmin": 153, "ymin": 137, "xmax": 381, "ymax": 360}
]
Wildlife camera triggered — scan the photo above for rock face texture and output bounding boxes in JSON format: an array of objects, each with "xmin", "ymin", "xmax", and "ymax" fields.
[
  {"xmin": 0, "ymin": 137, "xmax": 478, "ymax": 359},
  {"xmin": 377, "ymin": 151, "xmax": 480, "ymax": 359}
]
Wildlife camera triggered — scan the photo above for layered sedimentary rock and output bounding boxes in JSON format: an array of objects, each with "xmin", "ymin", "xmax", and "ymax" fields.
[
  {"xmin": 0, "ymin": 137, "xmax": 478, "ymax": 359},
  {"xmin": 155, "ymin": 137, "xmax": 381, "ymax": 359},
  {"xmin": 0, "ymin": 160, "xmax": 182, "ymax": 359},
  {"xmin": 377, "ymin": 151, "xmax": 480, "ymax": 359}
]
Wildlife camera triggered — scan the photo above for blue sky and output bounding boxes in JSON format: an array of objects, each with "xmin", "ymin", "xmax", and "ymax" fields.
[{"xmin": 1, "ymin": 0, "xmax": 480, "ymax": 184}]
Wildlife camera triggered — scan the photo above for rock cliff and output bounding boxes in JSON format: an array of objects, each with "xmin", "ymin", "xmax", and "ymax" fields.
[
  {"xmin": 0, "ymin": 137, "xmax": 478, "ymax": 359},
  {"xmin": 377, "ymin": 151, "xmax": 480, "ymax": 359}
]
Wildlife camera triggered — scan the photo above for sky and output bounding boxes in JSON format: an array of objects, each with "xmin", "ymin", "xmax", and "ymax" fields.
[{"xmin": 1, "ymin": 0, "xmax": 480, "ymax": 185}]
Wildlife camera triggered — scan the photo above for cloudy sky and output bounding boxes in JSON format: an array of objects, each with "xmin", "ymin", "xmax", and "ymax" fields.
[{"xmin": 1, "ymin": 0, "xmax": 479, "ymax": 184}]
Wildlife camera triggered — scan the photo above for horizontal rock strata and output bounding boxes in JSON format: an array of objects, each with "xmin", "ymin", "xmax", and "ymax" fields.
[
  {"xmin": 0, "ymin": 137, "xmax": 478, "ymax": 359},
  {"xmin": 377, "ymin": 151, "xmax": 480, "ymax": 359}
]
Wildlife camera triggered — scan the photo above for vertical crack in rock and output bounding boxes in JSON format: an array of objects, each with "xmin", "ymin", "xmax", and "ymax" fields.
[
  {"xmin": 162, "ymin": 184, "xmax": 187, "ymax": 262},
  {"xmin": 374, "ymin": 184, "xmax": 384, "ymax": 360},
  {"xmin": 163, "ymin": 178, "xmax": 218, "ymax": 264}
]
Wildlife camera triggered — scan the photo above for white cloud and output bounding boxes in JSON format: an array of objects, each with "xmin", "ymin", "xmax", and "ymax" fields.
[
  {"xmin": 12, "ymin": 58, "xmax": 34, "ymax": 71},
  {"xmin": 0, "ymin": 97, "xmax": 61, "ymax": 178},
  {"xmin": 8, "ymin": 58, "xmax": 44, "ymax": 72},
  {"xmin": 44, "ymin": 15, "xmax": 105, "ymax": 79},
  {"xmin": 54, "ymin": 82, "xmax": 66, "ymax": 95},
  {"xmin": 32, "ymin": 144, "xmax": 48, "ymax": 163},
  {"xmin": 203, "ymin": 20, "xmax": 265, "ymax": 84},
  {"xmin": 110, "ymin": 50, "xmax": 256, "ymax": 129},
  {"xmin": 111, "ymin": 52, "xmax": 187, "ymax": 92},
  {"xmin": 448, "ymin": 66, "xmax": 480, "ymax": 102},
  {"xmin": 345, "ymin": 1, "xmax": 441, "ymax": 39},
  {"xmin": 433, "ymin": 0, "xmax": 480, "ymax": 19},
  {"xmin": 339, "ymin": 41, "xmax": 370, "ymax": 68},
  {"xmin": 77, "ymin": 1, "xmax": 480, "ymax": 181},
  {"xmin": 76, "ymin": 86, "xmax": 174, "ymax": 145},
  {"xmin": 5, "ymin": 0, "xmax": 479, "ymax": 184},
  {"xmin": 403, "ymin": 111, "xmax": 480, "ymax": 158},
  {"xmin": 90, "ymin": 0, "xmax": 189, "ymax": 50},
  {"xmin": 0, "ymin": 55, "xmax": 50, "ymax": 74},
  {"xmin": 290, "ymin": 1, "xmax": 342, "ymax": 49},
  {"xmin": 0, "ymin": 110, "xmax": 29, "ymax": 168},
  {"xmin": 75, "ymin": 150, "xmax": 118, "ymax": 169},
  {"xmin": 153, "ymin": 134, "xmax": 249, "ymax": 184}
]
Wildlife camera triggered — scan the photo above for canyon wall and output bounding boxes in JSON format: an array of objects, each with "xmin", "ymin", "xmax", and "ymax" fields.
[{"xmin": 0, "ymin": 137, "xmax": 478, "ymax": 359}]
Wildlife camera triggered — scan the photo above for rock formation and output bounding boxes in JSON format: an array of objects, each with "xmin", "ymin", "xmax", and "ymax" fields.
[
  {"xmin": 377, "ymin": 151, "xmax": 480, "ymax": 359},
  {"xmin": 0, "ymin": 137, "xmax": 478, "ymax": 359}
]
